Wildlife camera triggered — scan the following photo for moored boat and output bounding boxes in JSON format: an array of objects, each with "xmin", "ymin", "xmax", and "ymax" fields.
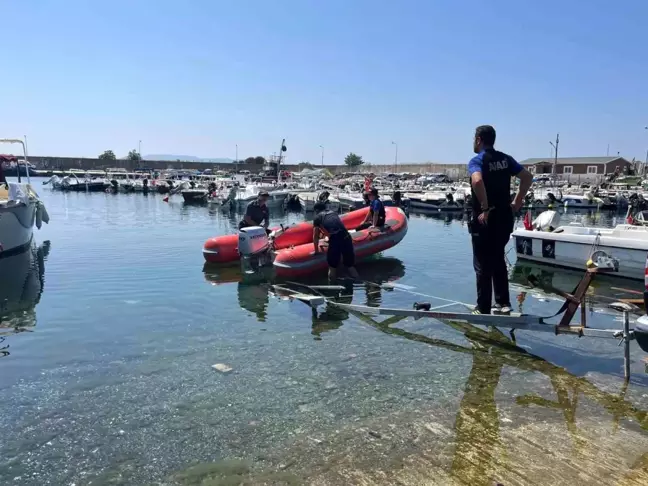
[
  {"xmin": 512, "ymin": 209, "xmax": 648, "ymax": 280},
  {"xmin": 0, "ymin": 139, "xmax": 50, "ymax": 258}
]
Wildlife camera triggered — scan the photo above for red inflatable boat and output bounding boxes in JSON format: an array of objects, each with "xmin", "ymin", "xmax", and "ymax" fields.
[
  {"xmin": 273, "ymin": 206, "xmax": 408, "ymax": 277},
  {"xmin": 203, "ymin": 207, "xmax": 370, "ymax": 263}
]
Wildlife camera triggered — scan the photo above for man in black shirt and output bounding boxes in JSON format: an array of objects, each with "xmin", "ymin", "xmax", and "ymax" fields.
[
  {"xmin": 239, "ymin": 191, "xmax": 270, "ymax": 231},
  {"xmin": 468, "ymin": 125, "xmax": 532, "ymax": 315},
  {"xmin": 313, "ymin": 202, "xmax": 359, "ymax": 281}
]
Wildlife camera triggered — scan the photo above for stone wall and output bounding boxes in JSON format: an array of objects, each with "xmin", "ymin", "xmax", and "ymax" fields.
[{"xmin": 27, "ymin": 155, "xmax": 467, "ymax": 177}]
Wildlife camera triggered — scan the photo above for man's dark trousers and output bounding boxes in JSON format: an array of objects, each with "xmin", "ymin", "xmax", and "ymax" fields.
[{"xmin": 471, "ymin": 208, "xmax": 514, "ymax": 314}]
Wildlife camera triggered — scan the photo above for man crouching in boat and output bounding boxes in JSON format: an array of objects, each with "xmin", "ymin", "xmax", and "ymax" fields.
[
  {"xmin": 239, "ymin": 191, "xmax": 270, "ymax": 233},
  {"xmin": 313, "ymin": 202, "xmax": 359, "ymax": 281},
  {"xmin": 356, "ymin": 188, "xmax": 386, "ymax": 231}
]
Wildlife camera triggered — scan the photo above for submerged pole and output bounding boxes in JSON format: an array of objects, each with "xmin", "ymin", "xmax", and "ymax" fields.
[{"xmin": 623, "ymin": 309, "xmax": 631, "ymax": 381}]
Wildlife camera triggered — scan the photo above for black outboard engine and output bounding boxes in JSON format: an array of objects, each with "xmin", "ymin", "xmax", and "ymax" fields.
[{"xmin": 318, "ymin": 190, "xmax": 330, "ymax": 203}]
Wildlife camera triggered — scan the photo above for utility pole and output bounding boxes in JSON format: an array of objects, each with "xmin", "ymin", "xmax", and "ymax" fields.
[
  {"xmin": 235, "ymin": 144, "xmax": 238, "ymax": 173},
  {"xmin": 319, "ymin": 145, "xmax": 324, "ymax": 166},
  {"xmin": 549, "ymin": 133, "xmax": 559, "ymax": 177},
  {"xmin": 391, "ymin": 141, "xmax": 398, "ymax": 173}
]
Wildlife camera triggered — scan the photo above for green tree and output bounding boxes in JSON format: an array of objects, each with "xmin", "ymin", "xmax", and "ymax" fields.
[
  {"xmin": 344, "ymin": 152, "xmax": 364, "ymax": 167},
  {"xmin": 98, "ymin": 150, "xmax": 116, "ymax": 160},
  {"xmin": 127, "ymin": 150, "xmax": 142, "ymax": 161},
  {"xmin": 253, "ymin": 156, "xmax": 266, "ymax": 165},
  {"xmin": 298, "ymin": 161, "xmax": 314, "ymax": 169}
]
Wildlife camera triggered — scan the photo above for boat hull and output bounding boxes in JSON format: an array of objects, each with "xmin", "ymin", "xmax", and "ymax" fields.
[
  {"xmin": 512, "ymin": 227, "xmax": 648, "ymax": 280},
  {"xmin": 0, "ymin": 202, "xmax": 36, "ymax": 258},
  {"xmin": 203, "ymin": 207, "xmax": 370, "ymax": 263},
  {"xmin": 182, "ymin": 190, "xmax": 208, "ymax": 203},
  {"xmin": 273, "ymin": 207, "xmax": 408, "ymax": 277}
]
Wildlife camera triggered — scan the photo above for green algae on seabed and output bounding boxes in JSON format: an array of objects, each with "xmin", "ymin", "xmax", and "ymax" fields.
[
  {"xmin": 169, "ymin": 314, "xmax": 648, "ymax": 486},
  {"xmin": 172, "ymin": 459, "xmax": 300, "ymax": 485}
]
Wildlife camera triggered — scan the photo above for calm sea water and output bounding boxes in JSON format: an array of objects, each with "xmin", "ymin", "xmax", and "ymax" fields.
[{"xmin": 1, "ymin": 178, "xmax": 648, "ymax": 486}]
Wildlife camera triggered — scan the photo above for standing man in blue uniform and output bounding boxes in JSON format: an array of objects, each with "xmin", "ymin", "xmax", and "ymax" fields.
[{"xmin": 468, "ymin": 125, "xmax": 532, "ymax": 315}]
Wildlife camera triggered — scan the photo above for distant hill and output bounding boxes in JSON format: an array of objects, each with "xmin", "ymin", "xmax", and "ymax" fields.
[{"xmin": 143, "ymin": 154, "xmax": 234, "ymax": 163}]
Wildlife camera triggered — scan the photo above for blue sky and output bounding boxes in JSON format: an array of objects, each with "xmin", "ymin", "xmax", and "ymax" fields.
[{"xmin": 3, "ymin": 0, "xmax": 647, "ymax": 164}]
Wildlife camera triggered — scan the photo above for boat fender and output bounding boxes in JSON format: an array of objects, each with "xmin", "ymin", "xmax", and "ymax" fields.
[
  {"xmin": 40, "ymin": 203, "xmax": 50, "ymax": 224},
  {"xmin": 35, "ymin": 204, "xmax": 43, "ymax": 229},
  {"xmin": 413, "ymin": 302, "xmax": 431, "ymax": 311}
]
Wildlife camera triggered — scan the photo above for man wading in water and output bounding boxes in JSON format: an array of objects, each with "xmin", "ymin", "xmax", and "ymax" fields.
[
  {"xmin": 468, "ymin": 125, "xmax": 532, "ymax": 315},
  {"xmin": 313, "ymin": 202, "xmax": 359, "ymax": 281}
]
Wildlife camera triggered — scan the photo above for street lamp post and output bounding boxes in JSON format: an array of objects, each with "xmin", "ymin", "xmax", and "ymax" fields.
[
  {"xmin": 319, "ymin": 145, "xmax": 324, "ymax": 166},
  {"xmin": 391, "ymin": 141, "xmax": 398, "ymax": 173},
  {"xmin": 235, "ymin": 144, "xmax": 238, "ymax": 173}
]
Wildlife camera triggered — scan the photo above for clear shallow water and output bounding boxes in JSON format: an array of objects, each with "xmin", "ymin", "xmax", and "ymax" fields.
[{"xmin": 1, "ymin": 178, "xmax": 648, "ymax": 486}]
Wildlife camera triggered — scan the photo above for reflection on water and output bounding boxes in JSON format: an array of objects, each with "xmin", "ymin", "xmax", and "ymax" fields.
[
  {"xmin": 203, "ymin": 256, "xmax": 406, "ymax": 332},
  {"xmin": 0, "ymin": 242, "xmax": 50, "ymax": 357},
  {"xmin": 192, "ymin": 252, "xmax": 648, "ymax": 484},
  {"xmin": 320, "ymin": 306, "xmax": 648, "ymax": 485},
  {"xmin": 511, "ymin": 260, "xmax": 644, "ymax": 314}
]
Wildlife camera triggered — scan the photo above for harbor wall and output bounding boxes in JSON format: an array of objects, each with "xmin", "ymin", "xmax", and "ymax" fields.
[{"xmin": 26, "ymin": 155, "xmax": 469, "ymax": 177}]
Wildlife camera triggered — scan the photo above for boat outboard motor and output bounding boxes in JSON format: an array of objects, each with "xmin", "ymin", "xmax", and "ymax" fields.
[
  {"xmin": 318, "ymin": 190, "xmax": 330, "ymax": 203},
  {"xmin": 393, "ymin": 190, "xmax": 402, "ymax": 207},
  {"xmin": 238, "ymin": 226, "xmax": 270, "ymax": 256},
  {"xmin": 238, "ymin": 226, "xmax": 271, "ymax": 272}
]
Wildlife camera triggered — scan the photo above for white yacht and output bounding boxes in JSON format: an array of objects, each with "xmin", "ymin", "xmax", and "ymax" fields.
[
  {"xmin": 512, "ymin": 210, "xmax": 648, "ymax": 280},
  {"xmin": 0, "ymin": 139, "xmax": 50, "ymax": 257}
]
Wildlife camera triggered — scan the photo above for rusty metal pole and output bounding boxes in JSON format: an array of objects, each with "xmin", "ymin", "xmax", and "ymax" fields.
[{"xmin": 623, "ymin": 309, "xmax": 631, "ymax": 381}]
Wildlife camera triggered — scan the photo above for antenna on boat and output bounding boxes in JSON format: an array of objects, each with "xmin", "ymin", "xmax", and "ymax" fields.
[
  {"xmin": 23, "ymin": 135, "xmax": 30, "ymax": 185},
  {"xmin": 277, "ymin": 139, "xmax": 286, "ymax": 183}
]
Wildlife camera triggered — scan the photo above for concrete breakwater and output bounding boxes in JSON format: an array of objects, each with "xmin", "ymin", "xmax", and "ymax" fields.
[{"xmin": 25, "ymin": 155, "xmax": 468, "ymax": 177}]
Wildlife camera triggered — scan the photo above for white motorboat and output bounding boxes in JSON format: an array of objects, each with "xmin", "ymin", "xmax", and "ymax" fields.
[
  {"xmin": 562, "ymin": 192, "xmax": 604, "ymax": 209},
  {"xmin": 296, "ymin": 191, "xmax": 341, "ymax": 212},
  {"xmin": 234, "ymin": 185, "xmax": 291, "ymax": 207},
  {"xmin": 512, "ymin": 210, "xmax": 648, "ymax": 280},
  {"xmin": 336, "ymin": 191, "xmax": 365, "ymax": 210},
  {"xmin": 0, "ymin": 138, "xmax": 50, "ymax": 257}
]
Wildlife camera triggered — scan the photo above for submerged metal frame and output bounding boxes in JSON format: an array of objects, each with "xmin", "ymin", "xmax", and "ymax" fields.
[{"xmin": 274, "ymin": 266, "xmax": 640, "ymax": 380}]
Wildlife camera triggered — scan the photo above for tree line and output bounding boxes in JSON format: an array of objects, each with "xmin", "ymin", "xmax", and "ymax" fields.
[{"xmin": 98, "ymin": 150, "xmax": 365, "ymax": 167}]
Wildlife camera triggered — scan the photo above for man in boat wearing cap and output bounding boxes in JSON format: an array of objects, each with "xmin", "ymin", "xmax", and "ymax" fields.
[
  {"xmin": 468, "ymin": 125, "xmax": 532, "ymax": 315},
  {"xmin": 356, "ymin": 188, "xmax": 386, "ymax": 231},
  {"xmin": 313, "ymin": 201, "xmax": 359, "ymax": 281},
  {"xmin": 239, "ymin": 191, "xmax": 270, "ymax": 231}
]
